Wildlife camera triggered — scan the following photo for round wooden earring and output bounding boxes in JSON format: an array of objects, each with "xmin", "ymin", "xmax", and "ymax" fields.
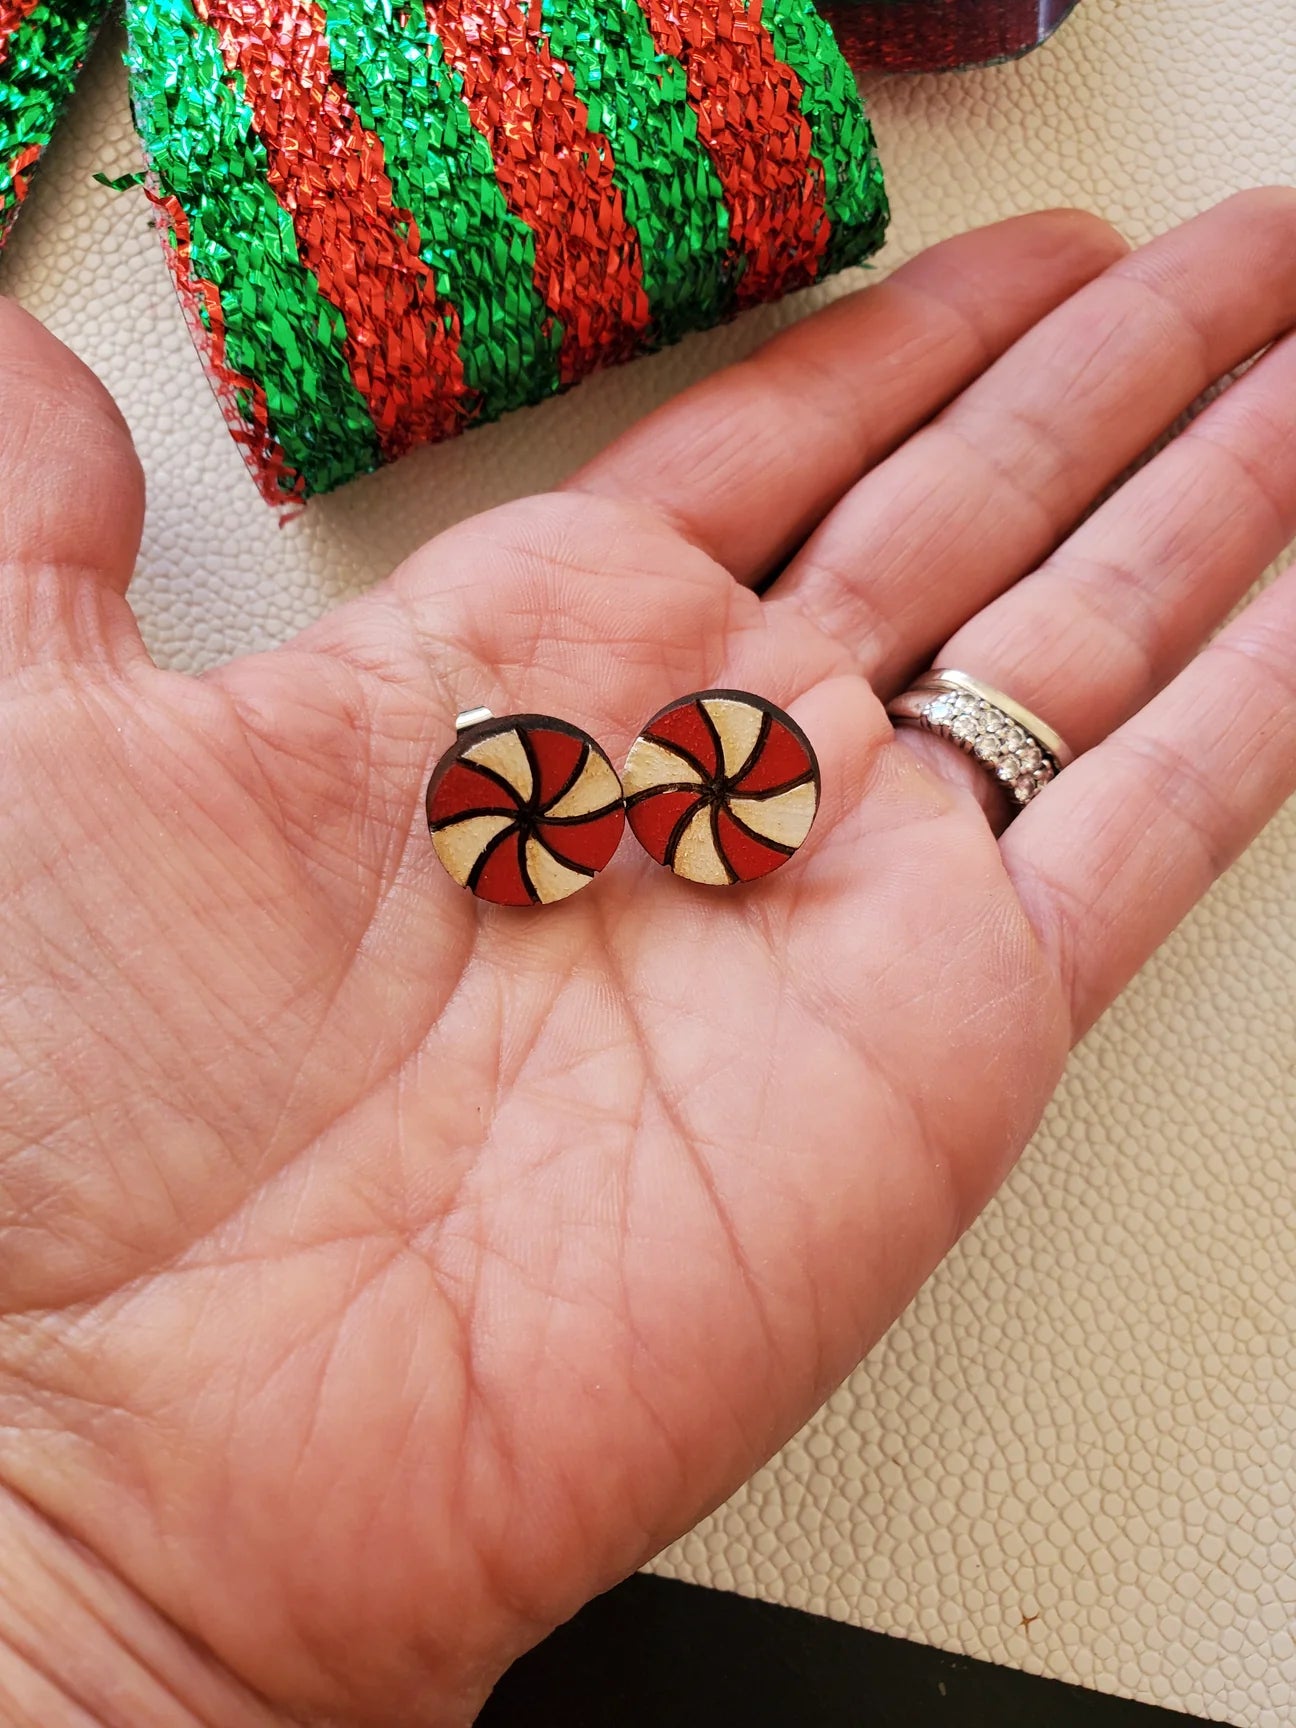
[
  {"xmin": 426, "ymin": 710, "xmax": 625, "ymax": 906},
  {"xmin": 622, "ymin": 690, "xmax": 821, "ymax": 885}
]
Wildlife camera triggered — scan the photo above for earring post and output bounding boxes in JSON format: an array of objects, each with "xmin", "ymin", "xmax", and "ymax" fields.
[{"xmin": 455, "ymin": 707, "xmax": 495, "ymax": 733}]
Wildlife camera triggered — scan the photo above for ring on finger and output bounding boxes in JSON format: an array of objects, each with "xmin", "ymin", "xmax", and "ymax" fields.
[{"xmin": 886, "ymin": 669, "xmax": 1074, "ymax": 808}]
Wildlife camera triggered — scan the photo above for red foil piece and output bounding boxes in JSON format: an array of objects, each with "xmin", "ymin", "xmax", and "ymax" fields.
[
  {"xmin": 5, "ymin": 140, "xmax": 38, "ymax": 203},
  {"xmin": 427, "ymin": 0, "xmax": 652, "ymax": 385},
  {"xmin": 635, "ymin": 0, "xmax": 829, "ymax": 306},
  {"xmin": 192, "ymin": 0, "xmax": 468, "ymax": 457}
]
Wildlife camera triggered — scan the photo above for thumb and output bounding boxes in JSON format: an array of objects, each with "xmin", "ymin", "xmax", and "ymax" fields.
[{"xmin": 0, "ymin": 296, "xmax": 146, "ymax": 673}]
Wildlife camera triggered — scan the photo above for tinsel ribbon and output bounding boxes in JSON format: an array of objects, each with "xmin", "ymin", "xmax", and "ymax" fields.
[{"xmin": 0, "ymin": 0, "xmax": 889, "ymax": 503}]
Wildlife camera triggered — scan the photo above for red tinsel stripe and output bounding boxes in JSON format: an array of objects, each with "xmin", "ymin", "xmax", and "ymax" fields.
[
  {"xmin": 3, "ymin": 141, "xmax": 39, "ymax": 207},
  {"xmin": 634, "ymin": 0, "xmax": 828, "ymax": 306},
  {"xmin": 426, "ymin": 0, "xmax": 652, "ymax": 386},
  {"xmin": 148, "ymin": 189, "xmax": 306, "ymax": 508},
  {"xmin": 0, "ymin": 0, "xmax": 41, "ymax": 66},
  {"xmin": 191, "ymin": 0, "xmax": 468, "ymax": 457}
]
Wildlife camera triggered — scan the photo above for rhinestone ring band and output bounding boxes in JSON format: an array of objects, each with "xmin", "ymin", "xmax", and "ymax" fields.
[{"xmin": 887, "ymin": 669, "xmax": 1074, "ymax": 809}]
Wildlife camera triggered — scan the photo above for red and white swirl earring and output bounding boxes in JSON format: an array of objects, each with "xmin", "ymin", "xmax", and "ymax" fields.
[
  {"xmin": 622, "ymin": 690, "xmax": 821, "ymax": 885},
  {"xmin": 426, "ymin": 708, "xmax": 625, "ymax": 906}
]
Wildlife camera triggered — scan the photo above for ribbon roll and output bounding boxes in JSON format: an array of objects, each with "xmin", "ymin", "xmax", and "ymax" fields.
[{"xmin": 122, "ymin": 0, "xmax": 888, "ymax": 503}]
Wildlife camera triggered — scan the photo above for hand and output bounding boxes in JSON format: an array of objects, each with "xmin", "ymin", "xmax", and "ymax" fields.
[{"xmin": 1, "ymin": 190, "xmax": 1294, "ymax": 1727}]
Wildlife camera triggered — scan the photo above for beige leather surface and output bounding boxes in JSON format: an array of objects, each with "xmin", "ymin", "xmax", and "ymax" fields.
[{"xmin": 2, "ymin": 2, "xmax": 1294, "ymax": 1722}]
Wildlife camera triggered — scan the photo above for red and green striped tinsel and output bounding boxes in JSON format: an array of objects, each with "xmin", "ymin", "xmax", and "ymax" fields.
[{"xmin": 125, "ymin": 0, "xmax": 888, "ymax": 502}]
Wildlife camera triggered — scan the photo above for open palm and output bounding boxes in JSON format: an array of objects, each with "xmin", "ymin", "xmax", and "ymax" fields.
[{"xmin": 2, "ymin": 193, "xmax": 1295, "ymax": 1726}]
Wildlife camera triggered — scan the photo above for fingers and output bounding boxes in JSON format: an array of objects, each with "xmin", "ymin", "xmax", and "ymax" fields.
[
  {"xmin": 565, "ymin": 210, "xmax": 1127, "ymax": 585},
  {"xmin": 889, "ymin": 320, "xmax": 1296, "ymax": 820},
  {"xmin": 0, "ymin": 299, "xmax": 146, "ymax": 674},
  {"xmin": 771, "ymin": 188, "xmax": 1296, "ymax": 682},
  {"xmin": 1000, "ymin": 564, "xmax": 1296, "ymax": 1039}
]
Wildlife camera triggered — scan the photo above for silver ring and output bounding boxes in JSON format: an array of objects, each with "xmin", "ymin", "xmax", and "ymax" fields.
[{"xmin": 886, "ymin": 669, "xmax": 1074, "ymax": 808}]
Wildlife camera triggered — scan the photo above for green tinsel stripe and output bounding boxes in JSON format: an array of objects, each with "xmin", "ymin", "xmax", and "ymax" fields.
[
  {"xmin": 322, "ymin": 0, "xmax": 562, "ymax": 421},
  {"xmin": 539, "ymin": 0, "xmax": 733, "ymax": 345},
  {"xmin": 126, "ymin": 0, "xmax": 380, "ymax": 494},
  {"xmin": 762, "ymin": 0, "xmax": 888, "ymax": 279},
  {"xmin": 0, "ymin": 0, "xmax": 107, "ymax": 243}
]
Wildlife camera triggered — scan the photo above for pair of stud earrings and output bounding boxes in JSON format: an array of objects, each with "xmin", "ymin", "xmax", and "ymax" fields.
[{"xmin": 426, "ymin": 689, "xmax": 822, "ymax": 907}]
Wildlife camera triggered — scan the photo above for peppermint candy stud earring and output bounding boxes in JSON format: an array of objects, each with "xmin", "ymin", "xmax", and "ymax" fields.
[
  {"xmin": 622, "ymin": 690, "xmax": 820, "ymax": 885},
  {"xmin": 426, "ymin": 709, "xmax": 625, "ymax": 906}
]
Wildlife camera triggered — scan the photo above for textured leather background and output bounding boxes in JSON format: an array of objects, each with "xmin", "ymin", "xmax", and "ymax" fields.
[{"xmin": 1, "ymin": 3, "xmax": 1293, "ymax": 1723}]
